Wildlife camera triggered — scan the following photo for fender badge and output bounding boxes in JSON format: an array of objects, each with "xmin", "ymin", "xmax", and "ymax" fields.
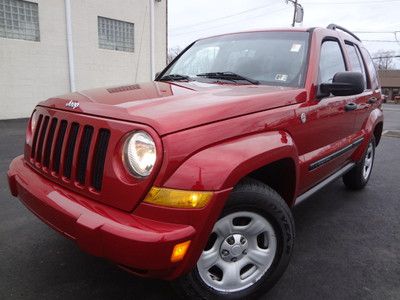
[
  {"xmin": 300, "ymin": 112, "xmax": 307, "ymax": 124},
  {"xmin": 65, "ymin": 100, "xmax": 80, "ymax": 109}
]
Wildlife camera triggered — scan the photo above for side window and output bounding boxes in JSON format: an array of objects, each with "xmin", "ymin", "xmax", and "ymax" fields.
[
  {"xmin": 360, "ymin": 47, "xmax": 379, "ymax": 90},
  {"xmin": 345, "ymin": 43, "xmax": 367, "ymax": 89},
  {"xmin": 319, "ymin": 40, "xmax": 346, "ymax": 84}
]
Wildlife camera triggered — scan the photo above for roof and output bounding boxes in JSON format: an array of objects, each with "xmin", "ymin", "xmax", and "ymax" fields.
[
  {"xmin": 195, "ymin": 26, "xmax": 361, "ymax": 44},
  {"xmin": 195, "ymin": 27, "xmax": 312, "ymax": 42}
]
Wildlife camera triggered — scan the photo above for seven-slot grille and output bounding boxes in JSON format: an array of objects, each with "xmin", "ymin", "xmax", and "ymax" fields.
[{"xmin": 30, "ymin": 114, "xmax": 111, "ymax": 191}]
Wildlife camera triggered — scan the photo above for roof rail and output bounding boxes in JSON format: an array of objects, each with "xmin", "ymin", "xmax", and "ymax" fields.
[{"xmin": 327, "ymin": 24, "xmax": 361, "ymax": 42}]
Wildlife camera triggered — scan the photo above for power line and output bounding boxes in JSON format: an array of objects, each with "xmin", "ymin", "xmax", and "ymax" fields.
[
  {"xmin": 355, "ymin": 31, "xmax": 397, "ymax": 33},
  {"xmin": 303, "ymin": 0, "xmax": 400, "ymax": 4},
  {"xmin": 372, "ymin": 55, "xmax": 400, "ymax": 59},
  {"xmin": 170, "ymin": 7, "xmax": 287, "ymax": 37},
  {"xmin": 170, "ymin": 3, "xmax": 280, "ymax": 31},
  {"xmin": 357, "ymin": 31, "xmax": 400, "ymax": 45},
  {"xmin": 362, "ymin": 40, "xmax": 399, "ymax": 43}
]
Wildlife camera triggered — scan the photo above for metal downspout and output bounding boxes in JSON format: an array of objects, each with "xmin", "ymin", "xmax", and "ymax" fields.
[{"xmin": 64, "ymin": 0, "xmax": 76, "ymax": 91}]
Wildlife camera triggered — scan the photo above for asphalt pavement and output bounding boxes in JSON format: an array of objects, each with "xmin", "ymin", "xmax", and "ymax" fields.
[{"xmin": 0, "ymin": 105, "xmax": 399, "ymax": 300}]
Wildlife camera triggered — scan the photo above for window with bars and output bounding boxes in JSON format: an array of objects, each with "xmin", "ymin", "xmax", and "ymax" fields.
[
  {"xmin": 98, "ymin": 16, "xmax": 134, "ymax": 52},
  {"xmin": 0, "ymin": 0, "xmax": 40, "ymax": 41}
]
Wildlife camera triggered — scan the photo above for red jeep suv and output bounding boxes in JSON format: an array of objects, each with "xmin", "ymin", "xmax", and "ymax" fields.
[{"xmin": 8, "ymin": 25, "xmax": 383, "ymax": 299}]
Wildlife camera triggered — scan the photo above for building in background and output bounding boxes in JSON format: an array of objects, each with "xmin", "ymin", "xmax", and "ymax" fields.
[
  {"xmin": 0, "ymin": 0, "xmax": 167, "ymax": 119},
  {"xmin": 379, "ymin": 70, "xmax": 400, "ymax": 101}
]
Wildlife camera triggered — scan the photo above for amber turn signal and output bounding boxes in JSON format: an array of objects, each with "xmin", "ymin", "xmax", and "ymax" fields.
[
  {"xmin": 171, "ymin": 240, "xmax": 191, "ymax": 263},
  {"xmin": 143, "ymin": 187, "xmax": 213, "ymax": 209}
]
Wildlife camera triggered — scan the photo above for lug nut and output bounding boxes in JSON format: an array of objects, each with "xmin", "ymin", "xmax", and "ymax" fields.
[
  {"xmin": 222, "ymin": 250, "xmax": 229, "ymax": 256},
  {"xmin": 231, "ymin": 257, "xmax": 237, "ymax": 262},
  {"xmin": 243, "ymin": 250, "xmax": 247, "ymax": 255},
  {"xmin": 240, "ymin": 237, "xmax": 246, "ymax": 244}
]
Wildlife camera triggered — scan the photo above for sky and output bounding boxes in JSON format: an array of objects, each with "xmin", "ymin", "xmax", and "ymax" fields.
[{"xmin": 167, "ymin": 0, "xmax": 400, "ymax": 67}]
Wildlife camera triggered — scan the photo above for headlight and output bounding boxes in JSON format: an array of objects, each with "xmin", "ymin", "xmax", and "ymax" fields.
[{"xmin": 124, "ymin": 131, "xmax": 157, "ymax": 178}]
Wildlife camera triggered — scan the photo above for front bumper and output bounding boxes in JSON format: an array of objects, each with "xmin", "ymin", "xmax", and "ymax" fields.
[{"xmin": 8, "ymin": 156, "xmax": 199, "ymax": 278}]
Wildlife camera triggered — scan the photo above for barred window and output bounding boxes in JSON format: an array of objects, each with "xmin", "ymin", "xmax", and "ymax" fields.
[
  {"xmin": 0, "ymin": 0, "xmax": 40, "ymax": 41},
  {"xmin": 98, "ymin": 16, "xmax": 134, "ymax": 52}
]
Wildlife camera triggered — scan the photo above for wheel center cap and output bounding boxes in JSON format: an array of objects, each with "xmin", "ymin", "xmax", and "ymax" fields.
[
  {"xmin": 220, "ymin": 234, "xmax": 248, "ymax": 262},
  {"xmin": 231, "ymin": 245, "xmax": 242, "ymax": 256}
]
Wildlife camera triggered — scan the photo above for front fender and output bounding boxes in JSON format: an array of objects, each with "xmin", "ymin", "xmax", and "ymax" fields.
[{"xmin": 163, "ymin": 131, "xmax": 299, "ymax": 191}]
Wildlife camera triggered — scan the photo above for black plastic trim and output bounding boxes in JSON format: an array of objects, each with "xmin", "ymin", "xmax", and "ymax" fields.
[{"xmin": 309, "ymin": 138, "xmax": 364, "ymax": 171}]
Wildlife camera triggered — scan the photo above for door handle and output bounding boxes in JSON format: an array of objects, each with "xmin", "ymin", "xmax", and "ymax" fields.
[
  {"xmin": 345, "ymin": 102, "xmax": 357, "ymax": 111},
  {"xmin": 368, "ymin": 97, "xmax": 378, "ymax": 104}
]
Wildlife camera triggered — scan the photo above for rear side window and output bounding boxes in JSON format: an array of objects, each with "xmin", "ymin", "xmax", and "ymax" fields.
[
  {"xmin": 319, "ymin": 40, "xmax": 346, "ymax": 84},
  {"xmin": 345, "ymin": 43, "xmax": 367, "ymax": 89},
  {"xmin": 360, "ymin": 47, "xmax": 379, "ymax": 89}
]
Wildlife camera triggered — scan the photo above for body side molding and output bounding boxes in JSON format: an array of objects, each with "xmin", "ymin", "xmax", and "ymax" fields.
[{"xmin": 309, "ymin": 138, "xmax": 363, "ymax": 171}]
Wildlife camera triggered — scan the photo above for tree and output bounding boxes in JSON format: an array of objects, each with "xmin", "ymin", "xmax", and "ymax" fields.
[
  {"xmin": 373, "ymin": 50, "xmax": 395, "ymax": 70},
  {"xmin": 167, "ymin": 47, "xmax": 183, "ymax": 64}
]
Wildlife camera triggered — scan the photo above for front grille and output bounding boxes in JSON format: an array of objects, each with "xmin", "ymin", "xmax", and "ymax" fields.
[{"xmin": 30, "ymin": 114, "xmax": 111, "ymax": 191}]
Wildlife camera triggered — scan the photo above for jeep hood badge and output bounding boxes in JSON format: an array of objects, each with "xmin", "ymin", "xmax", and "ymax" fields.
[{"xmin": 65, "ymin": 100, "xmax": 80, "ymax": 109}]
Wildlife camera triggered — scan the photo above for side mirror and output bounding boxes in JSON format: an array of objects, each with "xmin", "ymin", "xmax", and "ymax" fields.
[{"xmin": 320, "ymin": 72, "xmax": 365, "ymax": 97}]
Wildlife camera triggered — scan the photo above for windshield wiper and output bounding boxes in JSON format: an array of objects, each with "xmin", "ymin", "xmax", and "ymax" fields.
[
  {"xmin": 159, "ymin": 74, "xmax": 192, "ymax": 82},
  {"xmin": 196, "ymin": 72, "xmax": 259, "ymax": 85}
]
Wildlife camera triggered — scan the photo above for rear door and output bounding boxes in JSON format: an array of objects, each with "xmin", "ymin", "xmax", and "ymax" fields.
[{"xmin": 344, "ymin": 42, "xmax": 379, "ymax": 133}]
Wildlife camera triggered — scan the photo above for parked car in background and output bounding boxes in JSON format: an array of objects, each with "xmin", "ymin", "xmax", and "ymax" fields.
[{"xmin": 8, "ymin": 24, "xmax": 383, "ymax": 299}]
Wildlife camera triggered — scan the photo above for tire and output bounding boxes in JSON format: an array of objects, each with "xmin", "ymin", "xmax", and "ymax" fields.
[
  {"xmin": 343, "ymin": 137, "xmax": 375, "ymax": 190},
  {"xmin": 173, "ymin": 178, "xmax": 295, "ymax": 300}
]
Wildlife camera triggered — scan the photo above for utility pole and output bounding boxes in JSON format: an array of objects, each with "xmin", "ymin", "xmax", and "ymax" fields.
[{"xmin": 291, "ymin": 0, "xmax": 298, "ymax": 27}]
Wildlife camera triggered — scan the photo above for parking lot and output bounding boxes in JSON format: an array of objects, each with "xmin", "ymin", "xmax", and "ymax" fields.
[{"xmin": 1, "ymin": 104, "xmax": 399, "ymax": 300}]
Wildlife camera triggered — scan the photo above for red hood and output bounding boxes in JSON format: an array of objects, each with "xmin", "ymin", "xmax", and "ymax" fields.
[{"xmin": 40, "ymin": 81, "xmax": 307, "ymax": 136}]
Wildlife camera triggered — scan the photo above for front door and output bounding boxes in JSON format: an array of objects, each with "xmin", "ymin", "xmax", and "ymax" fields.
[{"xmin": 295, "ymin": 39, "xmax": 358, "ymax": 194}]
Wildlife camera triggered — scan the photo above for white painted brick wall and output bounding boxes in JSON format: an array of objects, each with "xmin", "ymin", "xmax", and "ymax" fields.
[{"xmin": 0, "ymin": 0, "xmax": 167, "ymax": 119}]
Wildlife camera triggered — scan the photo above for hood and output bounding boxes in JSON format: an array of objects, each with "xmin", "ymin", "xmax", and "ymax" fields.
[{"xmin": 40, "ymin": 81, "xmax": 307, "ymax": 136}]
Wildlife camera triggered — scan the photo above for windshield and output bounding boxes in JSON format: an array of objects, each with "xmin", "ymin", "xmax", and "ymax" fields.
[{"xmin": 161, "ymin": 31, "xmax": 310, "ymax": 87}]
